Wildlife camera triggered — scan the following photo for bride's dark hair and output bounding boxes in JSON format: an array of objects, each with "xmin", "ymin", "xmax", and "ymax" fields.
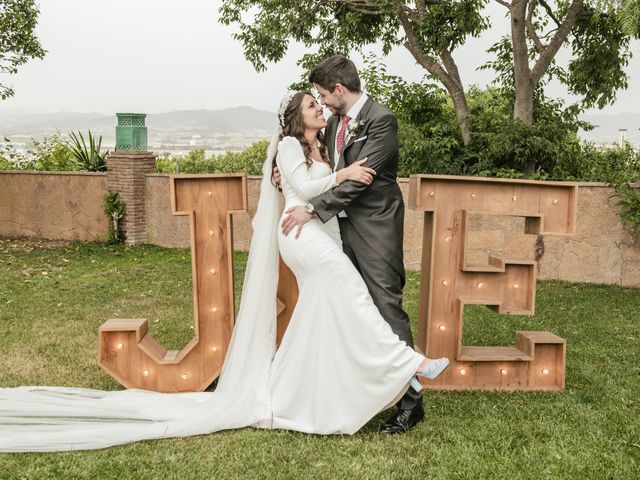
[{"xmin": 271, "ymin": 91, "xmax": 329, "ymax": 186}]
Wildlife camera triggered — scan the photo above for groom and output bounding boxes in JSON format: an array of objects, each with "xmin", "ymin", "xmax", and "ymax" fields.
[{"xmin": 280, "ymin": 55, "xmax": 424, "ymax": 434}]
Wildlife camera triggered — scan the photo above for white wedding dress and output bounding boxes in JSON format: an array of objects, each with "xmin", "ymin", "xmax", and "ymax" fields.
[{"xmin": 0, "ymin": 135, "xmax": 424, "ymax": 452}]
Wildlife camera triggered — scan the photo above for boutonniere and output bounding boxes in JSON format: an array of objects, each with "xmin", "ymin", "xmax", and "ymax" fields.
[{"xmin": 345, "ymin": 118, "xmax": 368, "ymax": 145}]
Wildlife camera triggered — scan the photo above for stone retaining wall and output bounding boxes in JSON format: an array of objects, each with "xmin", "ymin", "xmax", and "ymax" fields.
[
  {"xmin": 144, "ymin": 175, "xmax": 640, "ymax": 287},
  {"xmin": 0, "ymin": 171, "xmax": 108, "ymax": 241},
  {"xmin": 2, "ymin": 170, "xmax": 638, "ymax": 286}
]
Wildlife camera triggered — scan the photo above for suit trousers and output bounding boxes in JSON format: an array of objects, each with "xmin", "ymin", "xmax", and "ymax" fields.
[{"xmin": 338, "ymin": 217, "xmax": 422, "ymax": 411}]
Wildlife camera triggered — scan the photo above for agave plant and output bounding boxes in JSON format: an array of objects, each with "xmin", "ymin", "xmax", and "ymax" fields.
[{"xmin": 67, "ymin": 130, "xmax": 109, "ymax": 172}]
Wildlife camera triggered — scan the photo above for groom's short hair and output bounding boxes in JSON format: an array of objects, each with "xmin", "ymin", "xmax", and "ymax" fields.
[{"xmin": 309, "ymin": 55, "xmax": 361, "ymax": 93}]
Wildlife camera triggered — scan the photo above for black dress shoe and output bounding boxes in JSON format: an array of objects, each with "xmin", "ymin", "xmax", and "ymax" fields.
[{"xmin": 379, "ymin": 404, "xmax": 424, "ymax": 434}]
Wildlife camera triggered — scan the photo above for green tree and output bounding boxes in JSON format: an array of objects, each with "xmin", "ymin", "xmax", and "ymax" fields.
[
  {"xmin": 0, "ymin": 0, "xmax": 46, "ymax": 100},
  {"xmin": 594, "ymin": 1, "xmax": 640, "ymax": 35},
  {"xmin": 360, "ymin": 55, "xmax": 591, "ymax": 178},
  {"xmin": 220, "ymin": 0, "xmax": 634, "ymax": 173}
]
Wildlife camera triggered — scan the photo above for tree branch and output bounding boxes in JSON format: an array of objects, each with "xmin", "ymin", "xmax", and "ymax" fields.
[
  {"xmin": 316, "ymin": 0, "xmax": 385, "ymax": 15},
  {"xmin": 395, "ymin": 2, "xmax": 452, "ymax": 86},
  {"xmin": 539, "ymin": 27, "xmax": 559, "ymax": 40},
  {"xmin": 495, "ymin": 0, "xmax": 512, "ymax": 8},
  {"xmin": 538, "ymin": 0, "xmax": 562, "ymax": 27},
  {"xmin": 526, "ymin": 0, "xmax": 546, "ymax": 52},
  {"xmin": 531, "ymin": 0, "xmax": 584, "ymax": 85},
  {"xmin": 395, "ymin": 0, "xmax": 471, "ymax": 144},
  {"xmin": 440, "ymin": 50, "xmax": 464, "ymax": 91},
  {"xmin": 416, "ymin": 0, "xmax": 428, "ymax": 19},
  {"xmin": 320, "ymin": 0, "xmax": 443, "ymax": 16}
]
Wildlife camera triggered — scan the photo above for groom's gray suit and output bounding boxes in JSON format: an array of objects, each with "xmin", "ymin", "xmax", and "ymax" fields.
[{"xmin": 309, "ymin": 96, "xmax": 422, "ymax": 411}]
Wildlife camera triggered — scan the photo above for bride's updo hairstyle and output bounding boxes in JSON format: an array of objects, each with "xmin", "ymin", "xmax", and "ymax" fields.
[{"xmin": 272, "ymin": 91, "xmax": 329, "ymax": 185}]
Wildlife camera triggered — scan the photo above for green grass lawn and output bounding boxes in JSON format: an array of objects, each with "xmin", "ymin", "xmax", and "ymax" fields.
[{"xmin": 0, "ymin": 239, "xmax": 638, "ymax": 479}]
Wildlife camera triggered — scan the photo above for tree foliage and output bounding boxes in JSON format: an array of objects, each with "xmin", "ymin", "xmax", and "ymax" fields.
[
  {"xmin": 595, "ymin": 0, "xmax": 640, "ymax": 35},
  {"xmin": 361, "ymin": 56, "xmax": 596, "ymax": 179},
  {"xmin": 0, "ymin": 0, "xmax": 46, "ymax": 100},
  {"xmin": 220, "ymin": 0, "xmax": 636, "ymax": 173}
]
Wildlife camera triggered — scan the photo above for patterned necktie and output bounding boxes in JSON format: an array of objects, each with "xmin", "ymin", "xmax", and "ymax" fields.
[{"xmin": 336, "ymin": 114, "xmax": 351, "ymax": 157}]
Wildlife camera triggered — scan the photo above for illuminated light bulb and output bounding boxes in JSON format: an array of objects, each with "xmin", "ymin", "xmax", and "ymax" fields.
[
  {"xmin": 512, "ymin": 195, "xmax": 517, "ymax": 201},
  {"xmin": 542, "ymin": 368, "xmax": 549, "ymax": 375},
  {"xmin": 207, "ymin": 192, "xmax": 213, "ymax": 197},
  {"xmin": 500, "ymin": 369, "xmax": 508, "ymax": 376},
  {"xmin": 210, "ymin": 268, "xmax": 217, "ymax": 274},
  {"xmin": 444, "ymin": 236, "xmax": 451, "ymax": 242},
  {"xmin": 143, "ymin": 370, "xmax": 150, "ymax": 377},
  {"xmin": 181, "ymin": 373, "xmax": 188, "ymax": 380},
  {"xmin": 471, "ymin": 193, "xmax": 476, "ymax": 199},
  {"xmin": 513, "ymin": 283, "xmax": 520, "ymax": 289},
  {"xmin": 209, "ymin": 230, "xmax": 214, "ymax": 236},
  {"xmin": 211, "ymin": 346, "xmax": 218, "ymax": 352},
  {"xmin": 476, "ymin": 282, "xmax": 484, "ymax": 288},
  {"xmin": 442, "ymin": 280, "xmax": 449, "ymax": 286},
  {"xmin": 116, "ymin": 343, "xmax": 124, "ymax": 350},
  {"xmin": 552, "ymin": 199, "xmax": 559, "ymax": 205},
  {"xmin": 212, "ymin": 307, "xmax": 218, "ymax": 312},
  {"xmin": 438, "ymin": 324, "xmax": 447, "ymax": 332},
  {"xmin": 459, "ymin": 368, "xmax": 466, "ymax": 376},
  {"xmin": 429, "ymin": 191, "xmax": 435, "ymax": 197}
]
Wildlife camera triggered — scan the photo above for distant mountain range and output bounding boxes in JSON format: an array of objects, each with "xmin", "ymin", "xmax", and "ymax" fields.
[
  {"xmin": 0, "ymin": 107, "xmax": 277, "ymax": 139},
  {"xmin": 0, "ymin": 108, "xmax": 638, "ymax": 146}
]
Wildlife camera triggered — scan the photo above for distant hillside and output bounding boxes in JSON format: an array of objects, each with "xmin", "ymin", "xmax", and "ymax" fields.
[
  {"xmin": 147, "ymin": 107, "xmax": 275, "ymax": 132},
  {"xmin": 0, "ymin": 107, "xmax": 277, "ymax": 138},
  {"xmin": 1, "ymin": 108, "xmax": 637, "ymax": 147}
]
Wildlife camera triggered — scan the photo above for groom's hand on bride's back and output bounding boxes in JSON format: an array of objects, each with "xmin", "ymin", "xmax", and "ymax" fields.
[{"xmin": 281, "ymin": 206, "xmax": 312, "ymax": 239}]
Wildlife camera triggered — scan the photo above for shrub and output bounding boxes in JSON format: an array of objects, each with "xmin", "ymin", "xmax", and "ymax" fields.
[
  {"xmin": 0, "ymin": 133, "xmax": 77, "ymax": 171},
  {"xmin": 155, "ymin": 141, "xmax": 268, "ymax": 175},
  {"xmin": 67, "ymin": 130, "xmax": 109, "ymax": 172},
  {"xmin": 103, "ymin": 191, "xmax": 127, "ymax": 244}
]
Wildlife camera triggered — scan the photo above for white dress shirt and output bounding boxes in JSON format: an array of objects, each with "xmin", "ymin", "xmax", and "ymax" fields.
[
  {"xmin": 333, "ymin": 92, "xmax": 369, "ymax": 170},
  {"xmin": 332, "ymin": 93, "xmax": 368, "ymax": 219}
]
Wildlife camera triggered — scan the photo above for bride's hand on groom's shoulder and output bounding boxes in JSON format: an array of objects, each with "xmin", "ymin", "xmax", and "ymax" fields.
[{"xmin": 337, "ymin": 158, "xmax": 375, "ymax": 185}]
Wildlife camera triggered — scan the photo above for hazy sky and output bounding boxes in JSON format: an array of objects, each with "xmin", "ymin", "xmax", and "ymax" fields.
[{"xmin": 0, "ymin": 0, "xmax": 638, "ymax": 116}]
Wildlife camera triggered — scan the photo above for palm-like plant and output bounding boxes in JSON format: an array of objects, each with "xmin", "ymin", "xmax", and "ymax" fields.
[{"xmin": 67, "ymin": 130, "xmax": 109, "ymax": 172}]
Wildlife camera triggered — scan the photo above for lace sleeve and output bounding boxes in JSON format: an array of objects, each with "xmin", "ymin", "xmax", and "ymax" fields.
[{"xmin": 276, "ymin": 136, "xmax": 337, "ymax": 201}]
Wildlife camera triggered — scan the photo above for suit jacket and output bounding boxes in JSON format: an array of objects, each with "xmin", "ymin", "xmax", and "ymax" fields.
[{"xmin": 310, "ymin": 97, "xmax": 406, "ymax": 281}]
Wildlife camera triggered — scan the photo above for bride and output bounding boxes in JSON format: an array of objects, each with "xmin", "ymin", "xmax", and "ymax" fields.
[{"xmin": 0, "ymin": 92, "xmax": 448, "ymax": 452}]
